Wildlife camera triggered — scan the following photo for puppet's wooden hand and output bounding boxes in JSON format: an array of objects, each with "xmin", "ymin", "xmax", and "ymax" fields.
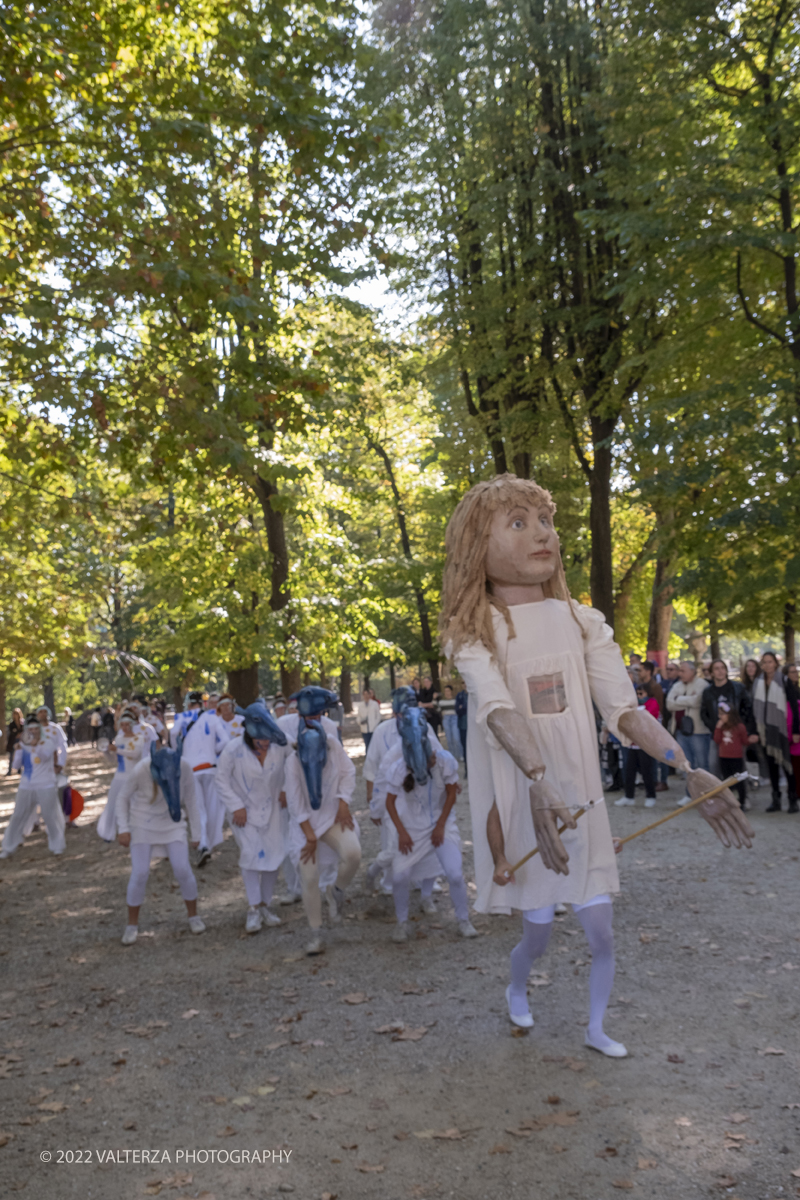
[
  {"xmin": 686, "ymin": 768, "xmax": 754, "ymax": 849},
  {"xmin": 487, "ymin": 709, "xmax": 546, "ymax": 780},
  {"xmin": 529, "ymin": 780, "xmax": 576, "ymax": 875}
]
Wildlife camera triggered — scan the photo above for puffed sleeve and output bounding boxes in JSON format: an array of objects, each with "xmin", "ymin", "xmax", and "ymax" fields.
[
  {"xmin": 450, "ymin": 638, "xmax": 516, "ymax": 750},
  {"xmin": 576, "ymin": 605, "xmax": 637, "ymax": 739}
]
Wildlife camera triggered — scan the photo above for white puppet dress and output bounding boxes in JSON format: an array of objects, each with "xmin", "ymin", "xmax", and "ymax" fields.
[{"xmin": 454, "ymin": 599, "xmax": 636, "ymax": 915}]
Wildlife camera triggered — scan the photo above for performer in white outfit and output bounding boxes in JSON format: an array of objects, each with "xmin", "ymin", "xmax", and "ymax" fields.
[
  {"xmin": 96, "ymin": 708, "xmax": 151, "ymax": 841},
  {"xmin": 283, "ymin": 687, "xmax": 360, "ymax": 955},
  {"xmin": 216, "ymin": 702, "xmax": 288, "ymax": 933},
  {"xmin": 276, "ymin": 692, "xmax": 341, "ymax": 905},
  {"xmin": 116, "ymin": 742, "xmax": 205, "ymax": 945},
  {"xmin": 365, "ymin": 687, "xmax": 440, "ymax": 899},
  {"xmin": 213, "ymin": 693, "xmax": 245, "ymax": 745},
  {"xmin": 440, "ymin": 474, "xmax": 753, "ymax": 1055},
  {"xmin": 1, "ymin": 716, "xmax": 66, "ymax": 857},
  {"xmin": 171, "ymin": 691, "xmax": 226, "ymax": 865},
  {"xmin": 383, "ymin": 707, "xmax": 477, "ymax": 943}
]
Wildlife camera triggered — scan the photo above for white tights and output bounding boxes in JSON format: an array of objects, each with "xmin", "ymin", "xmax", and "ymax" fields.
[
  {"xmin": 241, "ymin": 868, "xmax": 278, "ymax": 907},
  {"xmin": 509, "ymin": 898, "xmax": 616, "ymax": 1045},
  {"xmin": 392, "ymin": 841, "xmax": 468, "ymax": 923},
  {"xmin": 127, "ymin": 842, "xmax": 198, "ymax": 908}
]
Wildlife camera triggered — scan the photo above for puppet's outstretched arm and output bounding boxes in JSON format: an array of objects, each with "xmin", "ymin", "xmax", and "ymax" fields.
[
  {"xmin": 487, "ymin": 709, "xmax": 546, "ymax": 780},
  {"xmin": 617, "ymin": 708, "xmax": 754, "ymax": 850}
]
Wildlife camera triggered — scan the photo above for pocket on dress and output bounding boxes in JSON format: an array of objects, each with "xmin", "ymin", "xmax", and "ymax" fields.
[{"xmin": 526, "ymin": 671, "xmax": 568, "ymax": 717}]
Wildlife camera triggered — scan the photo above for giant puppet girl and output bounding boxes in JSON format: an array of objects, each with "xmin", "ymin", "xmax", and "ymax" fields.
[{"xmin": 439, "ymin": 475, "xmax": 753, "ymax": 1055}]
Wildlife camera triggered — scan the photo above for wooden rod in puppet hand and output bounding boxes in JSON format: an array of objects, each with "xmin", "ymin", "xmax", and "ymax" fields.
[{"xmin": 504, "ymin": 774, "xmax": 746, "ymax": 876}]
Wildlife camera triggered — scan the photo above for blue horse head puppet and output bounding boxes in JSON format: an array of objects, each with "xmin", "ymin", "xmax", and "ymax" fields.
[
  {"xmin": 239, "ymin": 701, "xmax": 287, "ymax": 746},
  {"xmin": 291, "ymin": 687, "xmax": 339, "ymax": 811},
  {"xmin": 150, "ymin": 741, "xmax": 184, "ymax": 823},
  {"xmin": 398, "ymin": 705, "xmax": 431, "ymax": 786},
  {"xmin": 391, "ymin": 685, "xmax": 417, "ymax": 715}
]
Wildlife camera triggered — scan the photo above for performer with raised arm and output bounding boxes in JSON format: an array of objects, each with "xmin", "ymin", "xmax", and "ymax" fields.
[
  {"xmin": 216, "ymin": 702, "xmax": 288, "ymax": 934},
  {"xmin": 171, "ymin": 691, "xmax": 226, "ymax": 866},
  {"xmin": 440, "ymin": 475, "xmax": 754, "ymax": 1055}
]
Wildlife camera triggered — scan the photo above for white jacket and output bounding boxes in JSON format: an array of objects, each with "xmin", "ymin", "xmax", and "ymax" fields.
[
  {"xmin": 666, "ymin": 674, "xmax": 710, "ymax": 735},
  {"xmin": 356, "ymin": 699, "xmax": 382, "ymax": 733}
]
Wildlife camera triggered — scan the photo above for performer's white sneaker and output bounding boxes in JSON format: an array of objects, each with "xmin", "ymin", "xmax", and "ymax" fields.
[
  {"xmin": 458, "ymin": 919, "xmax": 479, "ymax": 938},
  {"xmin": 614, "ymin": 797, "xmax": 635, "ymax": 807},
  {"xmin": 420, "ymin": 896, "xmax": 437, "ymax": 915},
  {"xmin": 431, "ymin": 879, "xmax": 443, "ymax": 893},
  {"xmin": 505, "ymin": 985, "xmax": 534, "ymax": 1029},
  {"xmin": 121, "ymin": 925, "xmax": 138, "ymax": 946},
  {"xmin": 585, "ymin": 1030, "xmax": 628, "ymax": 1058},
  {"xmin": 188, "ymin": 916, "xmax": 206, "ymax": 935},
  {"xmin": 676, "ymin": 795, "xmax": 692, "ymax": 808},
  {"xmin": 278, "ymin": 891, "xmax": 302, "ymax": 905},
  {"xmin": 644, "ymin": 797, "xmax": 657, "ymax": 808},
  {"xmin": 327, "ymin": 885, "xmax": 344, "ymax": 925},
  {"xmin": 259, "ymin": 905, "xmax": 282, "ymax": 927},
  {"xmin": 245, "ymin": 906, "xmax": 262, "ymax": 934},
  {"xmin": 305, "ymin": 933, "xmax": 325, "ymax": 956},
  {"xmin": 391, "ymin": 922, "xmax": 409, "ymax": 943}
]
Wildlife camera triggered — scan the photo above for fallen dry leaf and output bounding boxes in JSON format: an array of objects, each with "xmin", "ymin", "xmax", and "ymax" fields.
[
  {"xmin": 510, "ymin": 1027, "xmax": 528, "ymax": 1039},
  {"xmin": 124, "ymin": 1121, "xmax": 137, "ymax": 1131},
  {"xmin": 181, "ymin": 1010, "xmax": 199, "ymax": 1021},
  {"xmin": 355, "ymin": 1162, "xmax": 384, "ymax": 1173},
  {"xmin": 674, "ymin": 1117, "xmax": 692, "ymax": 1127},
  {"xmin": 725, "ymin": 1113, "xmax": 749, "ymax": 1125},
  {"xmin": 256, "ymin": 1086, "xmax": 276, "ymax": 1096},
  {"xmin": 546, "ymin": 1095, "xmax": 561, "ymax": 1105},
  {"xmin": 596, "ymin": 1147, "xmax": 618, "ymax": 1159},
  {"xmin": 55, "ymin": 1057, "xmax": 79, "ymax": 1068},
  {"xmin": 37, "ymin": 1102, "xmax": 67, "ymax": 1114},
  {"xmin": 611, "ymin": 1181, "xmax": 634, "ymax": 1191},
  {"xmin": 637, "ymin": 1158, "xmax": 657, "ymax": 1170},
  {"xmin": 716, "ymin": 1177, "xmax": 738, "ymax": 1188},
  {"xmin": 373, "ymin": 1023, "xmax": 404, "ymax": 1035},
  {"xmin": 166, "ymin": 1175, "xmax": 193, "ymax": 1190},
  {"xmin": 324, "ymin": 1086, "xmax": 351, "ymax": 1096},
  {"xmin": 341, "ymin": 993, "xmax": 369, "ymax": 1005},
  {"xmin": 667, "ymin": 1055, "xmax": 684, "ymax": 1064},
  {"xmin": 432, "ymin": 1129, "xmax": 464, "ymax": 1140},
  {"xmin": 230, "ymin": 1096, "xmax": 252, "ymax": 1107},
  {"xmin": 489, "ymin": 1144, "xmax": 512, "ymax": 1154},
  {"xmin": 790, "ymin": 1168, "xmax": 800, "ymax": 1179},
  {"xmin": 392, "ymin": 1026, "xmax": 428, "ymax": 1042},
  {"xmin": 340, "ymin": 1143, "xmax": 358, "ymax": 1151},
  {"xmin": 0, "ymin": 1132, "xmax": 16, "ymax": 1147},
  {"xmin": 215, "ymin": 1126, "xmax": 236, "ymax": 1138},
  {"xmin": 761, "ymin": 1046, "xmax": 785, "ymax": 1056}
]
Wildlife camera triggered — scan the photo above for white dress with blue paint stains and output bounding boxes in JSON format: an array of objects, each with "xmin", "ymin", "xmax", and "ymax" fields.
[{"xmin": 216, "ymin": 737, "xmax": 286, "ymax": 871}]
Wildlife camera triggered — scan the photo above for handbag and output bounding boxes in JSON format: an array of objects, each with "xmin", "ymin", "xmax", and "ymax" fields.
[{"xmin": 679, "ymin": 715, "xmax": 694, "ymax": 736}]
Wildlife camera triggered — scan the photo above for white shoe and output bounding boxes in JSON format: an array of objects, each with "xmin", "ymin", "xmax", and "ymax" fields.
[
  {"xmin": 188, "ymin": 916, "xmax": 206, "ymax": 935},
  {"xmin": 0, "ymin": 849, "xmax": 12, "ymax": 859},
  {"xmin": 431, "ymin": 880, "xmax": 443, "ymax": 893},
  {"xmin": 505, "ymin": 985, "xmax": 534, "ymax": 1029},
  {"xmin": 195, "ymin": 846, "xmax": 212, "ymax": 868},
  {"xmin": 676, "ymin": 795, "xmax": 692, "ymax": 808},
  {"xmin": 245, "ymin": 906, "xmax": 262, "ymax": 934},
  {"xmin": 614, "ymin": 797, "xmax": 635, "ymax": 807},
  {"xmin": 327, "ymin": 885, "xmax": 344, "ymax": 925},
  {"xmin": 391, "ymin": 922, "xmax": 409, "ymax": 943},
  {"xmin": 644, "ymin": 797, "xmax": 656, "ymax": 808},
  {"xmin": 554, "ymin": 902, "xmax": 567, "ymax": 915},
  {"xmin": 121, "ymin": 925, "xmax": 138, "ymax": 946},
  {"xmin": 379, "ymin": 882, "xmax": 394, "ymax": 896},
  {"xmin": 259, "ymin": 905, "xmax": 281, "ymax": 927},
  {"xmin": 458, "ymin": 919, "xmax": 479, "ymax": 938},
  {"xmin": 585, "ymin": 1030, "xmax": 628, "ymax": 1058},
  {"xmin": 278, "ymin": 891, "xmax": 302, "ymax": 906},
  {"xmin": 420, "ymin": 896, "xmax": 437, "ymax": 915},
  {"xmin": 305, "ymin": 933, "xmax": 325, "ymax": 956}
]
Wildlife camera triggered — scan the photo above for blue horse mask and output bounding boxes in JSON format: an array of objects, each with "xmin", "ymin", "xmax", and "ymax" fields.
[
  {"xmin": 150, "ymin": 741, "xmax": 183, "ymax": 822},
  {"xmin": 398, "ymin": 706, "xmax": 431, "ymax": 786},
  {"xmin": 238, "ymin": 702, "xmax": 287, "ymax": 745},
  {"xmin": 292, "ymin": 686, "xmax": 339, "ymax": 718},
  {"xmin": 297, "ymin": 719, "xmax": 327, "ymax": 810},
  {"xmin": 391, "ymin": 686, "xmax": 417, "ymax": 714}
]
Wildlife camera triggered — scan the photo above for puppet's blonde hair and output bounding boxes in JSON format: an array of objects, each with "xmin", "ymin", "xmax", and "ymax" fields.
[{"xmin": 439, "ymin": 473, "xmax": 578, "ymax": 659}]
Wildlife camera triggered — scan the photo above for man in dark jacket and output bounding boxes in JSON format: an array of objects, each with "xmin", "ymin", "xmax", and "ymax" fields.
[{"xmin": 700, "ymin": 660, "xmax": 755, "ymax": 777}]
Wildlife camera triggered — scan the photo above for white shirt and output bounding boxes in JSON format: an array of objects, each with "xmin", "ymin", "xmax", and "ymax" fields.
[
  {"xmin": 363, "ymin": 716, "xmax": 439, "ymax": 788},
  {"xmin": 216, "ymin": 737, "xmax": 285, "ymax": 824},
  {"xmin": 111, "ymin": 726, "xmax": 151, "ymax": 775},
  {"xmin": 213, "ymin": 712, "xmax": 246, "ymax": 747},
  {"xmin": 172, "ymin": 710, "xmax": 225, "ymax": 773},
  {"xmin": 284, "ymin": 735, "xmax": 356, "ymax": 839},
  {"xmin": 13, "ymin": 733, "xmax": 60, "ymax": 788},
  {"xmin": 116, "ymin": 757, "xmax": 200, "ymax": 845}
]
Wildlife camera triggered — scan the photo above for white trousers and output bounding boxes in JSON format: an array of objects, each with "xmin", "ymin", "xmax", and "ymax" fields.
[
  {"xmin": 241, "ymin": 868, "xmax": 279, "ymax": 907},
  {"xmin": 3, "ymin": 786, "xmax": 65, "ymax": 856},
  {"xmin": 392, "ymin": 839, "xmax": 469, "ymax": 923},
  {"xmin": 194, "ymin": 773, "xmax": 224, "ymax": 850},
  {"xmin": 280, "ymin": 807, "xmax": 302, "ymax": 896},
  {"xmin": 522, "ymin": 892, "xmax": 611, "ymax": 924},
  {"xmin": 126, "ymin": 841, "xmax": 198, "ymax": 907},
  {"xmin": 298, "ymin": 824, "xmax": 361, "ymax": 930}
]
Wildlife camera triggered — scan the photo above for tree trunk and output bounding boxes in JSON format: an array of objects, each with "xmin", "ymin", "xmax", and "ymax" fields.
[
  {"xmin": 0, "ymin": 677, "xmax": 6, "ymax": 753},
  {"xmin": 172, "ymin": 686, "xmax": 183, "ymax": 711},
  {"xmin": 43, "ymin": 676, "xmax": 56, "ymax": 717},
  {"xmin": 784, "ymin": 600, "xmax": 796, "ymax": 663},
  {"xmin": 280, "ymin": 665, "xmax": 301, "ymax": 697},
  {"xmin": 339, "ymin": 662, "xmax": 353, "ymax": 713},
  {"xmin": 227, "ymin": 664, "xmax": 260, "ymax": 707},
  {"xmin": 588, "ymin": 431, "xmax": 615, "ymax": 628},
  {"xmin": 708, "ymin": 603, "xmax": 721, "ymax": 662},
  {"xmin": 647, "ymin": 544, "xmax": 675, "ymax": 672},
  {"xmin": 389, "ymin": 662, "xmax": 397, "ymax": 690}
]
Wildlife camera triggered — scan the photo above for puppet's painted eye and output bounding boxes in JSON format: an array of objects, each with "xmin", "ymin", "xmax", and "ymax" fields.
[{"xmin": 511, "ymin": 518, "xmax": 524, "ymax": 530}]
